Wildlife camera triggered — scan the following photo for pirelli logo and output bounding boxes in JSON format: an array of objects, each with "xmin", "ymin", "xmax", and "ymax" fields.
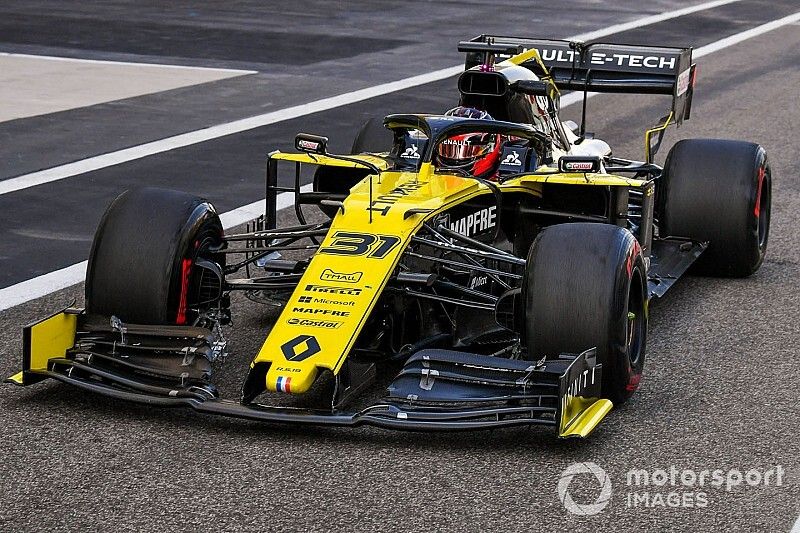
[{"xmin": 304, "ymin": 284, "xmax": 362, "ymax": 296}]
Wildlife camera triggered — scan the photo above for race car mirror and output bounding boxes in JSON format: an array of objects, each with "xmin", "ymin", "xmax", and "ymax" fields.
[
  {"xmin": 295, "ymin": 133, "xmax": 328, "ymax": 155},
  {"xmin": 510, "ymin": 79, "xmax": 549, "ymax": 97},
  {"xmin": 558, "ymin": 155, "xmax": 602, "ymax": 173}
]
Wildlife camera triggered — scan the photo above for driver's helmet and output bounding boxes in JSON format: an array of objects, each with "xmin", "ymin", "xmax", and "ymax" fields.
[{"xmin": 436, "ymin": 107, "xmax": 502, "ymax": 180}]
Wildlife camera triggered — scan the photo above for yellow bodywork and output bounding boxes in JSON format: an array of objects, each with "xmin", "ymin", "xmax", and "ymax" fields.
[
  {"xmin": 7, "ymin": 309, "xmax": 78, "ymax": 386},
  {"xmin": 253, "ymin": 153, "xmax": 643, "ymax": 395},
  {"xmin": 6, "ymin": 150, "xmax": 620, "ymax": 437},
  {"xmin": 559, "ymin": 398, "xmax": 614, "ymax": 438},
  {"xmin": 517, "ymin": 173, "xmax": 646, "ymax": 188},
  {"xmin": 264, "ymin": 152, "xmax": 390, "ymax": 171},
  {"xmin": 254, "ymin": 159, "xmax": 524, "ymax": 393}
]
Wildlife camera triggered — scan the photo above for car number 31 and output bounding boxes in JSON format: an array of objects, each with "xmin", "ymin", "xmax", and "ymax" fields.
[{"xmin": 318, "ymin": 231, "xmax": 401, "ymax": 259}]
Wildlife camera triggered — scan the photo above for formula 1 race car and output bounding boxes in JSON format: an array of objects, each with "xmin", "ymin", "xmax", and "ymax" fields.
[{"xmin": 7, "ymin": 37, "xmax": 771, "ymax": 438}]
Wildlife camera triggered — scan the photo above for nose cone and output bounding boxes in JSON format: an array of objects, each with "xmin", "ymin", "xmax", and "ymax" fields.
[{"xmin": 266, "ymin": 359, "xmax": 320, "ymax": 394}]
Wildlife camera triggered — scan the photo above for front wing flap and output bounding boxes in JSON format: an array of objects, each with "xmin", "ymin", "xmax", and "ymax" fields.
[{"xmin": 386, "ymin": 347, "xmax": 611, "ymax": 437}]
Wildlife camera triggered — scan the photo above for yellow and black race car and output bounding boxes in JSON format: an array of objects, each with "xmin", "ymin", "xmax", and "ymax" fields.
[{"xmin": 7, "ymin": 37, "xmax": 771, "ymax": 438}]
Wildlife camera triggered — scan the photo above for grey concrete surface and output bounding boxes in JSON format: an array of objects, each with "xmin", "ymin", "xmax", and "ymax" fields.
[
  {"xmin": 0, "ymin": 2, "xmax": 798, "ymax": 532},
  {"xmin": 0, "ymin": 54, "xmax": 251, "ymax": 122},
  {"xmin": 3, "ymin": 0, "xmax": 799, "ymax": 289},
  {"xmin": 3, "ymin": 0, "xmax": 775, "ymax": 179}
]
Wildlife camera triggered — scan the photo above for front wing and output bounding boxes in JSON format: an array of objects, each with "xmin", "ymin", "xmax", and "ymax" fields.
[{"xmin": 6, "ymin": 308, "xmax": 612, "ymax": 438}]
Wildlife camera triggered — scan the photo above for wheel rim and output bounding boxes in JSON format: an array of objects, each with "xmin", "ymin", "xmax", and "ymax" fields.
[
  {"xmin": 625, "ymin": 272, "xmax": 645, "ymax": 367},
  {"xmin": 175, "ymin": 226, "xmax": 224, "ymax": 325},
  {"xmin": 756, "ymin": 165, "xmax": 770, "ymax": 250}
]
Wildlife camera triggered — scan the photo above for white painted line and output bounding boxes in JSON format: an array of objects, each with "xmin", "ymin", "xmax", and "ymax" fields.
[
  {"xmin": 791, "ymin": 512, "xmax": 800, "ymax": 533},
  {"xmin": 556, "ymin": 9, "xmax": 800, "ymax": 121},
  {"xmin": 0, "ymin": 52, "xmax": 257, "ymax": 75},
  {"xmin": 218, "ymin": 183, "xmax": 312, "ymax": 229},
  {"xmin": 692, "ymin": 10, "xmax": 800, "ymax": 58},
  {"xmin": 0, "ymin": 0, "xmax": 742, "ymax": 197},
  {"xmin": 0, "ymin": 65, "xmax": 463, "ymax": 196},
  {"xmin": 0, "ymin": 184, "xmax": 313, "ymax": 312},
  {"xmin": 5, "ymin": 0, "xmax": 782, "ymax": 312},
  {"xmin": 566, "ymin": 0, "xmax": 743, "ymax": 42},
  {"xmin": 0, "ymin": 262, "xmax": 88, "ymax": 312}
]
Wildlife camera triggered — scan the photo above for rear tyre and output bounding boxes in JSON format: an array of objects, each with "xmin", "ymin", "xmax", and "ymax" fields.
[
  {"xmin": 658, "ymin": 138, "xmax": 771, "ymax": 277},
  {"xmin": 86, "ymin": 187, "xmax": 225, "ymax": 325},
  {"xmin": 523, "ymin": 223, "xmax": 647, "ymax": 405},
  {"xmin": 351, "ymin": 117, "xmax": 393, "ymax": 154}
]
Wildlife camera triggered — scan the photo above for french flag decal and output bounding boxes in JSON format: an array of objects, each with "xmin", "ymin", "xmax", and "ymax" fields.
[{"xmin": 276, "ymin": 376, "xmax": 292, "ymax": 393}]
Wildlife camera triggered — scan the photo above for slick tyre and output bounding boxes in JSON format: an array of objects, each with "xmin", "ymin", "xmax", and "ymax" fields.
[
  {"xmin": 86, "ymin": 187, "xmax": 224, "ymax": 325},
  {"xmin": 523, "ymin": 223, "xmax": 647, "ymax": 405},
  {"xmin": 658, "ymin": 138, "xmax": 771, "ymax": 277}
]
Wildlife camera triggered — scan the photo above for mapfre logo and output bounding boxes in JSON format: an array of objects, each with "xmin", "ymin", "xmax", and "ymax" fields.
[
  {"xmin": 449, "ymin": 205, "xmax": 497, "ymax": 237},
  {"xmin": 320, "ymin": 268, "xmax": 362, "ymax": 284}
]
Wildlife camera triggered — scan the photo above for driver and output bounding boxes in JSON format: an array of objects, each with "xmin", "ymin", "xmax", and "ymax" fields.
[{"xmin": 435, "ymin": 106, "xmax": 503, "ymax": 180}]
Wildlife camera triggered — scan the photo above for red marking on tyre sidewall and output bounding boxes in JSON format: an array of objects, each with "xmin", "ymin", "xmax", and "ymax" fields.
[
  {"xmin": 626, "ymin": 373, "xmax": 641, "ymax": 392},
  {"xmin": 625, "ymin": 240, "xmax": 641, "ymax": 278},
  {"xmin": 625, "ymin": 242, "xmax": 643, "ymax": 393},
  {"xmin": 754, "ymin": 165, "xmax": 766, "ymax": 217},
  {"xmin": 176, "ymin": 258, "xmax": 192, "ymax": 325}
]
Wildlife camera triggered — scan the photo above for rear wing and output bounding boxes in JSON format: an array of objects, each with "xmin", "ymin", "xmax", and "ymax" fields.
[{"xmin": 461, "ymin": 36, "xmax": 696, "ymax": 125}]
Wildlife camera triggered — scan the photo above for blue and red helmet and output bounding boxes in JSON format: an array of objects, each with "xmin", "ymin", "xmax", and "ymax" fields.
[
  {"xmin": 436, "ymin": 107, "xmax": 502, "ymax": 180},
  {"xmin": 444, "ymin": 106, "xmax": 493, "ymax": 120}
]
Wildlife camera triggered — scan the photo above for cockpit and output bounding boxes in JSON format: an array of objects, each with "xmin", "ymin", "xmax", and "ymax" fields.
[{"xmin": 387, "ymin": 113, "xmax": 550, "ymax": 180}]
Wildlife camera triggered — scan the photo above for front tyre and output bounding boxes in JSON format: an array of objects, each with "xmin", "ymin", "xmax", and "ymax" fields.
[
  {"xmin": 523, "ymin": 223, "xmax": 648, "ymax": 405},
  {"xmin": 85, "ymin": 187, "xmax": 225, "ymax": 325}
]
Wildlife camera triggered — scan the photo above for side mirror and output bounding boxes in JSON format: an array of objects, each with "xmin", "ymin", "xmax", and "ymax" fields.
[
  {"xmin": 511, "ymin": 79, "xmax": 549, "ymax": 97},
  {"xmin": 558, "ymin": 155, "xmax": 602, "ymax": 173},
  {"xmin": 295, "ymin": 133, "xmax": 328, "ymax": 155}
]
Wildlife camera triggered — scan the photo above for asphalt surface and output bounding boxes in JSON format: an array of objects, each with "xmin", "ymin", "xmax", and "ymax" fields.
[{"xmin": 1, "ymin": 2, "xmax": 799, "ymax": 531}]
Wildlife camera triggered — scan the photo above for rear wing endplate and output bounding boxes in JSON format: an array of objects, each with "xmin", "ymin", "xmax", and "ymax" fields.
[{"xmin": 461, "ymin": 36, "xmax": 696, "ymax": 125}]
